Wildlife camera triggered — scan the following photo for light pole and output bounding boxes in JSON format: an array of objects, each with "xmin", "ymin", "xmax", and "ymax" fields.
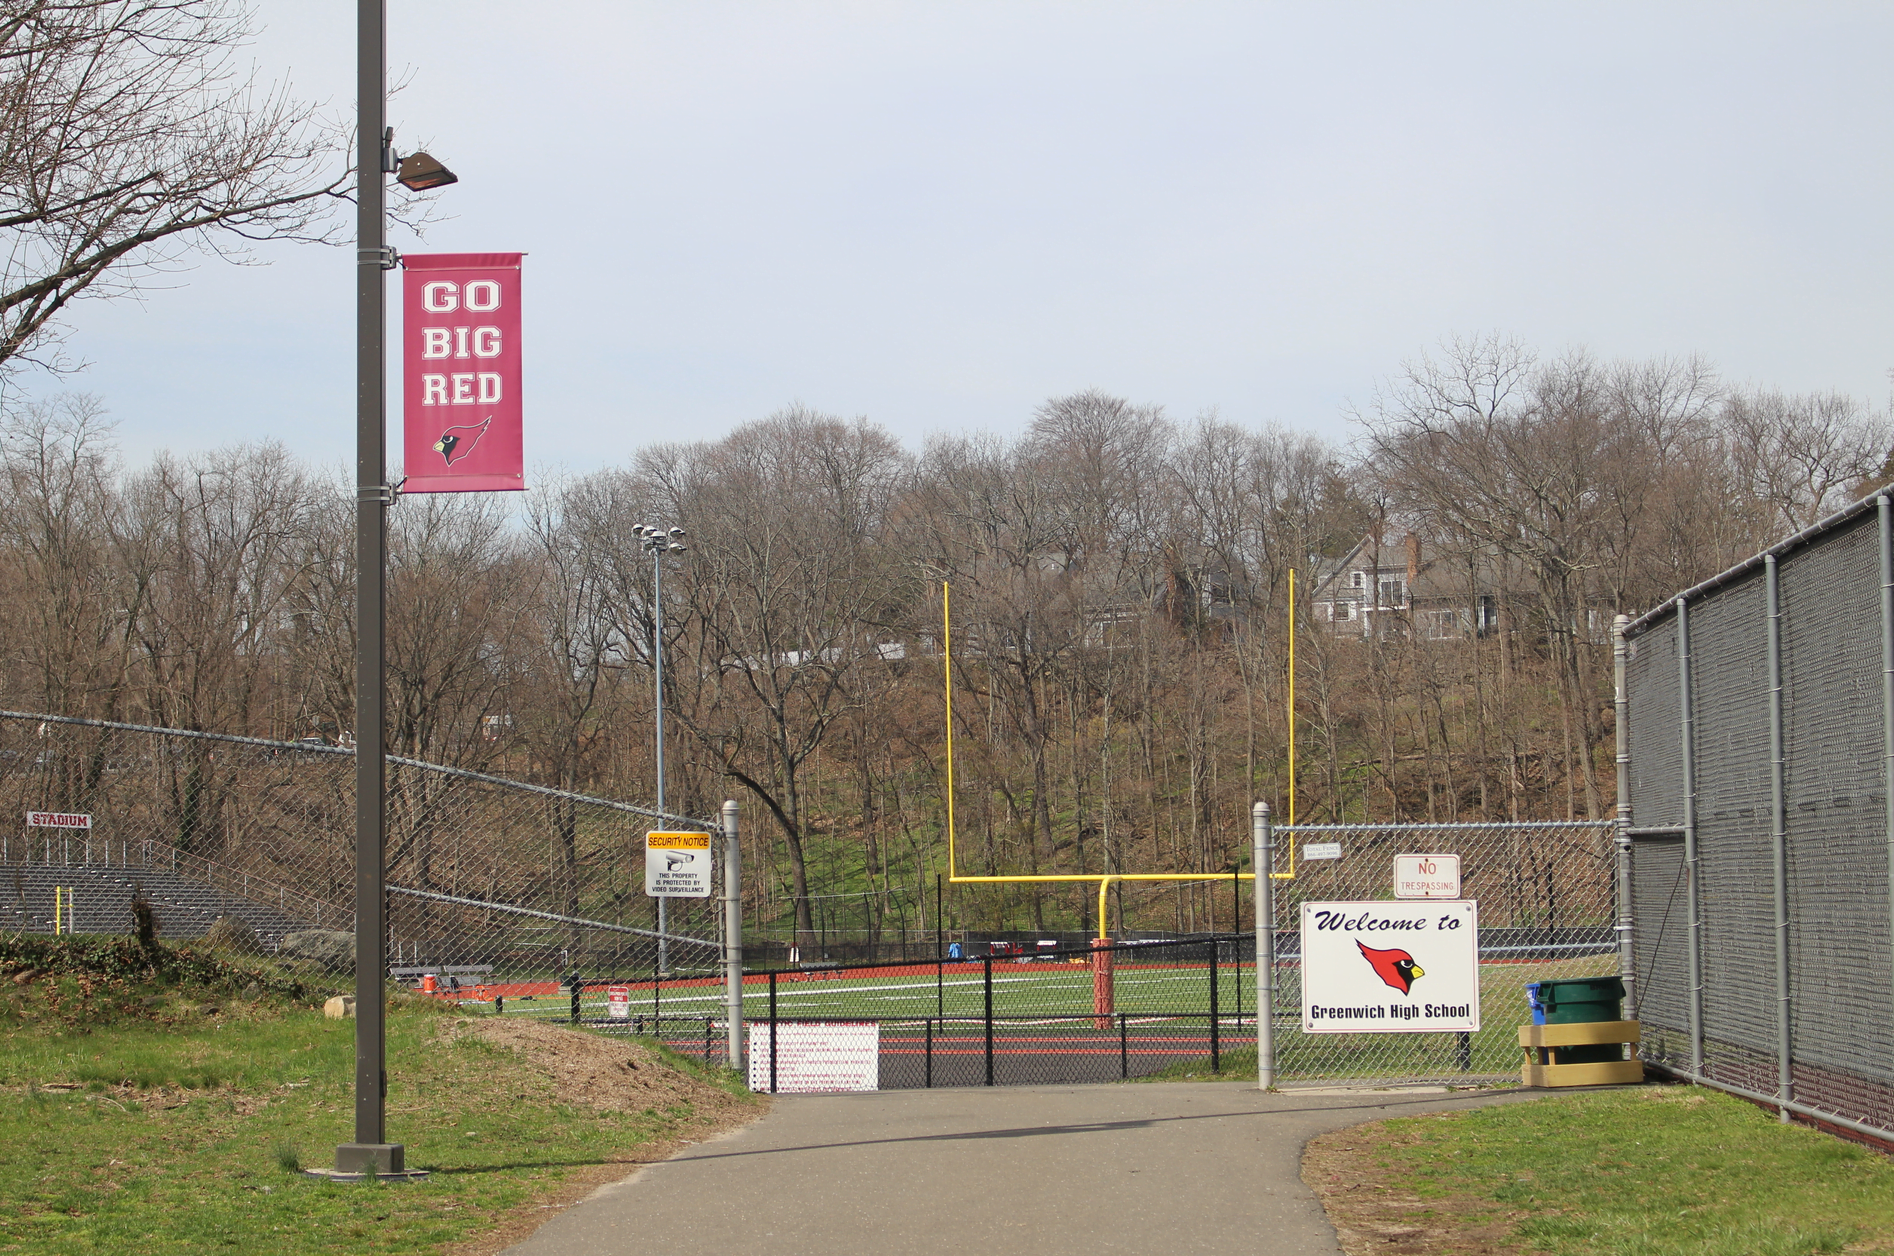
[
  {"xmin": 637, "ymin": 523, "xmax": 686, "ymax": 975},
  {"xmin": 334, "ymin": 0, "xmax": 455, "ymax": 1181}
]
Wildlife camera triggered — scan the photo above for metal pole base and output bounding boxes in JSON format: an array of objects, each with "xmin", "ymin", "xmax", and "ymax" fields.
[{"xmin": 307, "ymin": 1143, "xmax": 429, "ymax": 1181}]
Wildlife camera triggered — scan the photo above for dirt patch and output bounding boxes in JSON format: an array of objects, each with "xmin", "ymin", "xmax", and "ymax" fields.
[
  {"xmin": 439, "ymin": 1017, "xmax": 765, "ymax": 1256},
  {"xmin": 443, "ymin": 1016, "xmax": 748, "ymax": 1116},
  {"xmin": 1304, "ymin": 1119, "xmax": 1528, "ymax": 1256}
]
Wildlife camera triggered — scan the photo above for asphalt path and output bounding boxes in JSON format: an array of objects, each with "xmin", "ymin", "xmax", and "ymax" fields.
[{"xmin": 502, "ymin": 1082, "xmax": 1548, "ymax": 1255}]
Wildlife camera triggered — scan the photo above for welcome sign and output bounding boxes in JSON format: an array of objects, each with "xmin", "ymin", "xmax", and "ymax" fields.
[{"xmin": 1299, "ymin": 899, "xmax": 1480, "ymax": 1033}]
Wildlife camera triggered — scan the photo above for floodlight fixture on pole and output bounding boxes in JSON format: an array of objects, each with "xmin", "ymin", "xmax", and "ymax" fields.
[
  {"xmin": 395, "ymin": 151, "xmax": 458, "ymax": 191},
  {"xmin": 643, "ymin": 522, "xmax": 687, "ymax": 974}
]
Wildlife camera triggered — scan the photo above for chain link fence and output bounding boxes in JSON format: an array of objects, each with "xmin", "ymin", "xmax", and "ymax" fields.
[
  {"xmin": 1624, "ymin": 495, "xmax": 1894, "ymax": 1143},
  {"xmin": 0, "ymin": 712, "xmax": 726, "ymax": 1009},
  {"xmin": 3, "ymin": 711, "xmax": 1627, "ymax": 1088},
  {"xmin": 728, "ymin": 820, "xmax": 1617, "ymax": 1089},
  {"xmin": 1271, "ymin": 821, "xmax": 1617, "ymax": 1084}
]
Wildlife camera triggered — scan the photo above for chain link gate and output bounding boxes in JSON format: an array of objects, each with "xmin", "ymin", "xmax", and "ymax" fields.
[
  {"xmin": 0, "ymin": 711, "xmax": 727, "ymax": 1042},
  {"xmin": 1269, "ymin": 821, "xmax": 1618, "ymax": 1085}
]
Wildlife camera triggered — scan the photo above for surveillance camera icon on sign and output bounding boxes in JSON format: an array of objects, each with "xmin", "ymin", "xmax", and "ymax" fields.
[{"xmin": 663, "ymin": 851, "xmax": 696, "ymax": 871}]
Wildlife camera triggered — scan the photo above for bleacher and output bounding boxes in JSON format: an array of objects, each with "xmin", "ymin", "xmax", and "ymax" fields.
[{"xmin": 0, "ymin": 863, "xmax": 318, "ymax": 948}]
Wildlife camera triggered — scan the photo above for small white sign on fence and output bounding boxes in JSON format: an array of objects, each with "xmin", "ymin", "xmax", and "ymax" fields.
[
  {"xmin": 747, "ymin": 1022, "xmax": 880, "ymax": 1092},
  {"xmin": 1301, "ymin": 841, "xmax": 1342, "ymax": 861},
  {"xmin": 607, "ymin": 985, "xmax": 631, "ymax": 1019},
  {"xmin": 26, "ymin": 812, "xmax": 91, "ymax": 829},
  {"xmin": 1393, "ymin": 853, "xmax": 1461, "ymax": 898}
]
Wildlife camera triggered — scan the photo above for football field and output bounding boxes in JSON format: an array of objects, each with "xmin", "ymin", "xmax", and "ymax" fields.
[{"xmin": 487, "ymin": 950, "xmax": 1617, "ymax": 1087}]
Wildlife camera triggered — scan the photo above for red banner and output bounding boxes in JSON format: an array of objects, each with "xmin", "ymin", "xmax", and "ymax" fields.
[{"xmin": 401, "ymin": 253, "xmax": 525, "ymax": 493}]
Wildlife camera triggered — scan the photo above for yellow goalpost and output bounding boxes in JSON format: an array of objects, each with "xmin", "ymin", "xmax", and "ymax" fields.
[{"xmin": 940, "ymin": 580, "xmax": 1295, "ymax": 942}]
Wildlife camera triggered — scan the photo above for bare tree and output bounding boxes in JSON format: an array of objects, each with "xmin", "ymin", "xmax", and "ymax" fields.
[
  {"xmin": 641, "ymin": 409, "xmax": 907, "ymax": 950},
  {"xmin": 1725, "ymin": 389, "xmax": 1890, "ymax": 533},
  {"xmin": 0, "ymin": 393, "xmax": 127, "ymax": 717},
  {"xmin": 0, "ymin": 0, "xmax": 348, "ymax": 371}
]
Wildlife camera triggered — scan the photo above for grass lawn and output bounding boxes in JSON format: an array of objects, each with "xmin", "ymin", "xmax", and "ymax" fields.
[
  {"xmin": 1306, "ymin": 1085, "xmax": 1894, "ymax": 1255},
  {"xmin": 1, "ymin": 937, "xmax": 760, "ymax": 1255}
]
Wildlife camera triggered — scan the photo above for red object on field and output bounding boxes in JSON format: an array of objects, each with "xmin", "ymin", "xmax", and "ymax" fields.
[
  {"xmin": 420, "ymin": 973, "xmax": 437, "ymax": 993},
  {"xmin": 1092, "ymin": 938, "xmax": 1115, "ymax": 1030},
  {"xmin": 401, "ymin": 252, "xmax": 525, "ymax": 494}
]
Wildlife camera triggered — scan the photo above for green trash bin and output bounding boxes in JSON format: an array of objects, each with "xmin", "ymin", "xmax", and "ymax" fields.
[{"xmin": 1532, "ymin": 976, "xmax": 1625, "ymax": 1064}]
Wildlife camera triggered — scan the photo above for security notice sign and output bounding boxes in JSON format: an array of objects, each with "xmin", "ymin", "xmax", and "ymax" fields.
[
  {"xmin": 645, "ymin": 831, "xmax": 713, "ymax": 898},
  {"xmin": 1299, "ymin": 899, "xmax": 1480, "ymax": 1033}
]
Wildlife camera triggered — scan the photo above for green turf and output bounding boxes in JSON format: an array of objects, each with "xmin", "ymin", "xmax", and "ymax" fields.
[{"xmin": 1353, "ymin": 1086, "xmax": 1894, "ymax": 1254}]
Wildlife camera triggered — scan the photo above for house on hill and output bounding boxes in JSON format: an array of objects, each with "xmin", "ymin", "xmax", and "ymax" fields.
[{"xmin": 1307, "ymin": 532, "xmax": 1500, "ymax": 641}]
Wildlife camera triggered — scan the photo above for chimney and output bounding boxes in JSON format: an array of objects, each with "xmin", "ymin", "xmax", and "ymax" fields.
[{"xmin": 1405, "ymin": 533, "xmax": 1421, "ymax": 589}]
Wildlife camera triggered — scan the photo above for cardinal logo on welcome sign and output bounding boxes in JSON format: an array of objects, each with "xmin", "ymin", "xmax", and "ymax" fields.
[{"xmin": 401, "ymin": 253, "xmax": 525, "ymax": 493}]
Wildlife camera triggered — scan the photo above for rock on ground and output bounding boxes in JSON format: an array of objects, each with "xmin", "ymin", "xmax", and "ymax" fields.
[{"xmin": 279, "ymin": 929, "xmax": 353, "ymax": 971}]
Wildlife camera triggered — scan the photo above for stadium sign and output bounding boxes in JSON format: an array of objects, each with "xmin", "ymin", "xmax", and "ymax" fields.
[
  {"xmin": 26, "ymin": 812, "xmax": 91, "ymax": 829},
  {"xmin": 644, "ymin": 831, "xmax": 713, "ymax": 898},
  {"xmin": 1299, "ymin": 899, "xmax": 1480, "ymax": 1033}
]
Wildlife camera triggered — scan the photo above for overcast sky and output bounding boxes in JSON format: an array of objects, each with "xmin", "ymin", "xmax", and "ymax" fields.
[{"xmin": 12, "ymin": 3, "xmax": 1894, "ymax": 477}]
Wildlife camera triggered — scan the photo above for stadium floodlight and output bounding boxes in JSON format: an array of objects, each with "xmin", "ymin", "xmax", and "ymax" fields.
[{"xmin": 641, "ymin": 521, "xmax": 689, "ymax": 973}]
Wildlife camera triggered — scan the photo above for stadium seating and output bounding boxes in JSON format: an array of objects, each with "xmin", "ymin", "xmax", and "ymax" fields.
[{"xmin": 0, "ymin": 862, "xmax": 316, "ymax": 948}]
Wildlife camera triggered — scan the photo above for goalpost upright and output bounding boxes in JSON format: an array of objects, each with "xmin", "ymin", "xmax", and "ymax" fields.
[{"xmin": 938, "ymin": 580, "xmax": 1296, "ymax": 1087}]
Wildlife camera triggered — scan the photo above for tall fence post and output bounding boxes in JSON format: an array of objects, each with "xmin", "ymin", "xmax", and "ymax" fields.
[
  {"xmin": 1253, "ymin": 802, "xmax": 1275, "ymax": 1090},
  {"xmin": 768, "ymin": 969, "xmax": 778, "ymax": 1094},
  {"xmin": 1880, "ymin": 496, "xmax": 1894, "ymax": 1111},
  {"xmin": 722, "ymin": 800, "xmax": 743, "ymax": 1072},
  {"xmin": 1766, "ymin": 555, "xmax": 1792, "ymax": 1121},
  {"xmin": 1613, "ymin": 613, "xmax": 1637, "ymax": 1019},
  {"xmin": 983, "ymin": 956, "xmax": 994, "ymax": 1087},
  {"xmin": 1208, "ymin": 938, "xmax": 1220, "ymax": 1073},
  {"xmin": 1677, "ymin": 595, "xmax": 1705, "ymax": 1078}
]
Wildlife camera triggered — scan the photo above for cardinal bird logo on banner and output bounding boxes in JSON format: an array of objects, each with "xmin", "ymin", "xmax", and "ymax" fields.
[
  {"xmin": 1356, "ymin": 939, "xmax": 1425, "ymax": 994},
  {"xmin": 433, "ymin": 417, "xmax": 492, "ymax": 467}
]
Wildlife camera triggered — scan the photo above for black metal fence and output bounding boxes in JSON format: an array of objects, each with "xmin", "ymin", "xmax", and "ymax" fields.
[
  {"xmin": 744, "ymin": 936, "xmax": 1251, "ymax": 1091},
  {"xmin": 552, "ymin": 936, "xmax": 1253, "ymax": 1088}
]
